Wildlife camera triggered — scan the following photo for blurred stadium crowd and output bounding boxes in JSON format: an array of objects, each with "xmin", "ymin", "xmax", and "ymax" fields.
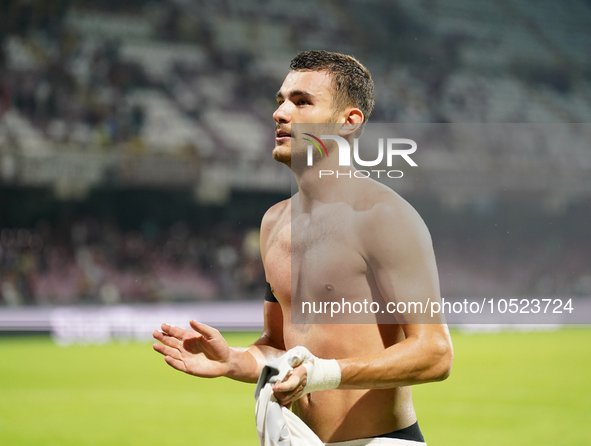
[
  {"xmin": 1, "ymin": 0, "xmax": 590, "ymax": 305},
  {"xmin": 2, "ymin": 0, "xmax": 591, "ymax": 156},
  {"xmin": 0, "ymin": 218, "xmax": 265, "ymax": 305}
]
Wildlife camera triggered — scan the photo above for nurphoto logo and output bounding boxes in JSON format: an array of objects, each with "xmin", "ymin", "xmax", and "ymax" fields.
[{"xmin": 304, "ymin": 134, "xmax": 418, "ymax": 179}]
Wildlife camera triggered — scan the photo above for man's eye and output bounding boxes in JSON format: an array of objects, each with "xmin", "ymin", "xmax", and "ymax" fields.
[{"xmin": 298, "ymin": 100, "xmax": 309, "ymax": 106}]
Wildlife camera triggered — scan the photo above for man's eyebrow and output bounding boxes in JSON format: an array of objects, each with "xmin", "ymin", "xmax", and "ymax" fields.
[{"xmin": 275, "ymin": 90, "xmax": 315, "ymax": 101}]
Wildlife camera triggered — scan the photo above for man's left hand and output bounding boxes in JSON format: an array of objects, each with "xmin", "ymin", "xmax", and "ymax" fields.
[{"xmin": 272, "ymin": 365, "xmax": 308, "ymax": 407}]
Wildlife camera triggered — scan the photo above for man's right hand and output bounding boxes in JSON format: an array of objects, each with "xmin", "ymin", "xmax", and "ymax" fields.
[{"xmin": 153, "ymin": 321, "xmax": 231, "ymax": 378}]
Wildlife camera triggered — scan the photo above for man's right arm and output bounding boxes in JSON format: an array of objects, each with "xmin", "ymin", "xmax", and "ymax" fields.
[
  {"xmin": 152, "ymin": 300, "xmax": 285, "ymax": 383},
  {"xmin": 153, "ymin": 296, "xmax": 285, "ymax": 383},
  {"xmin": 228, "ymin": 200, "xmax": 289, "ymax": 381},
  {"xmin": 226, "ymin": 300, "xmax": 286, "ymax": 383}
]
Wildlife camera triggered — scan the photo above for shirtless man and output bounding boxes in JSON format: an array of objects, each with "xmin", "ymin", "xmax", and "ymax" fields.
[{"xmin": 153, "ymin": 50, "xmax": 453, "ymax": 444}]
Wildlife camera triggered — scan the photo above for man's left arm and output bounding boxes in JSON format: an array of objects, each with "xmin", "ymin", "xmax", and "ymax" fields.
[{"xmin": 338, "ymin": 199, "xmax": 453, "ymax": 389}]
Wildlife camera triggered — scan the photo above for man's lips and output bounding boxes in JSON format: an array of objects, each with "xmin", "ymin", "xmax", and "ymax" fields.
[{"xmin": 275, "ymin": 130, "xmax": 291, "ymax": 141}]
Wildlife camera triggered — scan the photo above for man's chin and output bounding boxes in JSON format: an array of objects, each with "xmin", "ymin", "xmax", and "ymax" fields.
[{"xmin": 272, "ymin": 146, "xmax": 291, "ymax": 165}]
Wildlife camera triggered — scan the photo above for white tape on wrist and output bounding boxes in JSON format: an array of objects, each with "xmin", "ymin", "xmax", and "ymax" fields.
[{"xmin": 302, "ymin": 357, "xmax": 341, "ymax": 395}]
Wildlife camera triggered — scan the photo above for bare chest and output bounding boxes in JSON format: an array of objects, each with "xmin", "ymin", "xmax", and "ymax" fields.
[{"xmin": 264, "ymin": 205, "xmax": 368, "ymax": 307}]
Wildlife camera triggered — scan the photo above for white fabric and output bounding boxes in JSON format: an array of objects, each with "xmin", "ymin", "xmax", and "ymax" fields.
[
  {"xmin": 326, "ymin": 438, "xmax": 426, "ymax": 446},
  {"xmin": 255, "ymin": 381, "xmax": 324, "ymax": 446},
  {"xmin": 255, "ymin": 348, "xmax": 324, "ymax": 446},
  {"xmin": 302, "ymin": 356, "xmax": 341, "ymax": 395}
]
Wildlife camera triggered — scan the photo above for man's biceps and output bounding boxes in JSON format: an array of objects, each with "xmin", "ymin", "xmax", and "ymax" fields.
[
  {"xmin": 403, "ymin": 322, "xmax": 449, "ymax": 341},
  {"xmin": 369, "ymin": 242, "xmax": 435, "ymax": 274},
  {"xmin": 261, "ymin": 311, "xmax": 283, "ymax": 346},
  {"xmin": 374, "ymin": 263, "xmax": 436, "ymax": 289}
]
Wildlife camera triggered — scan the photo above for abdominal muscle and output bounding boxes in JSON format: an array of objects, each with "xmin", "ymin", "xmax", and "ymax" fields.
[{"xmin": 282, "ymin": 320, "xmax": 418, "ymax": 443}]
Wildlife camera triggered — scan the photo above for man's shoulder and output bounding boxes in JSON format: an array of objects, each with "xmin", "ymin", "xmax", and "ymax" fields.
[
  {"xmin": 259, "ymin": 197, "xmax": 291, "ymax": 253},
  {"xmin": 353, "ymin": 180, "xmax": 430, "ymax": 250},
  {"xmin": 261, "ymin": 198, "xmax": 291, "ymax": 230},
  {"xmin": 353, "ymin": 179, "xmax": 417, "ymax": 219}
]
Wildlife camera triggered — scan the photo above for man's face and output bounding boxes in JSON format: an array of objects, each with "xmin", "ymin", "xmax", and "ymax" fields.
[{"xmin": 272, "ymin": 70, "xmax": 339, "ymax": 165}]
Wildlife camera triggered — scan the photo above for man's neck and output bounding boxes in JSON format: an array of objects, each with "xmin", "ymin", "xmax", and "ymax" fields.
[{"xmin": 292, "ymin": 156, "xmax": 357, "ymax": 211}]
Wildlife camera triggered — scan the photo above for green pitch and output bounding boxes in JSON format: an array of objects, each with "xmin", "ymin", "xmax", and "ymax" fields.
[{"xmin": 1, "ymin": 328, "xmax": 590, "ymax": 445}]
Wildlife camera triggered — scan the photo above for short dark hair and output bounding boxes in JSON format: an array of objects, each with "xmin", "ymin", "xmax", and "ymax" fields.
[{"xmin": 290, "ymin": 50, "xmax": 375, "ymax": 123}]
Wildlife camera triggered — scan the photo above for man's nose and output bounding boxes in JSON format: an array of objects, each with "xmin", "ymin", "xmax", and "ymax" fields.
[{"xmin": 273, "ymin": 102, "xmax": 291, "ymax": 123}]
